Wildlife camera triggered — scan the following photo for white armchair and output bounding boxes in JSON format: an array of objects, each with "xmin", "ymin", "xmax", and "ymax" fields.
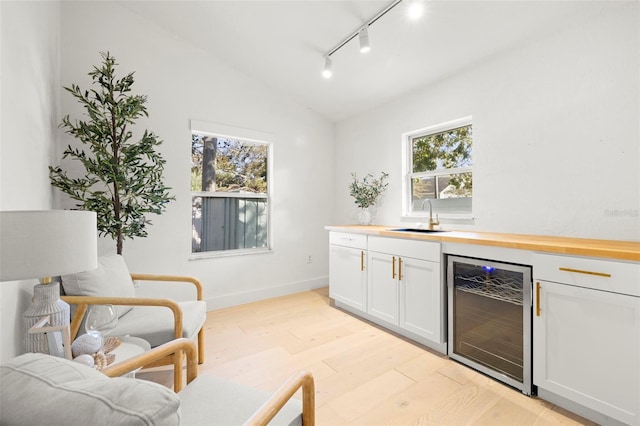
[{"xmin": 60, "ymin": 254, "xmax": 206, "ymax": 390}]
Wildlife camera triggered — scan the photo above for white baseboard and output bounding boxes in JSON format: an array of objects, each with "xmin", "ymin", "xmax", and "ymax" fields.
[
  {"xmin": 205, "ymin": 276, "xmax": 328, "ymax": 311},
  {"xmin": 536, "ymin": 388, "xmax": 629, "ymax": 426}
]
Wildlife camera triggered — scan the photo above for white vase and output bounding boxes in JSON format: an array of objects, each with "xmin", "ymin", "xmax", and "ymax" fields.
[
  {"xmin": 23, "ymin": 282, "xmax": 70, "ymax": 355},
  {"xmin": 358, "ymin": 207, "xmax": 373, "ymax": 225}
]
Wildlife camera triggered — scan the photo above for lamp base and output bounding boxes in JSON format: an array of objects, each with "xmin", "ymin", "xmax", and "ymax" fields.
[{"xmin": 23, "ymin": 282, "xmax": 70, "ymax": 356}]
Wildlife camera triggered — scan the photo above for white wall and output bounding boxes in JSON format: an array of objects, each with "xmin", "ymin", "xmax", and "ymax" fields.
[
  {"xmin": 334, "ymin": 2, "xmax": 639, "ymax": 241},
  {"xmin": 58, "ymin": 2, "xmax": 334, "ymax": 308},
  {"xmin": 0, "ymin": 1, "xmax": 61, "ymax": 360}
]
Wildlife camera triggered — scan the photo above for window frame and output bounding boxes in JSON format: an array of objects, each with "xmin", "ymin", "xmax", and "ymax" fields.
[
  {"xmin": 190, "ymin": 120, "xmax": 273, "ymax": 259},
  {"xmin": 401, "ymin": 116, "xmax": 473, "ymax": 220}
]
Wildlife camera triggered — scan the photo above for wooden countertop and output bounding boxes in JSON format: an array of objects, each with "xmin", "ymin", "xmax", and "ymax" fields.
[{"xmin": 325, "ymin": 225, "xmax": 640, "ymax": 262}]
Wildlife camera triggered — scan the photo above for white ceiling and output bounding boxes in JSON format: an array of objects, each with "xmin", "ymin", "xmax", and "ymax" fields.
[{"xmin": 119, "ymin": 0, "xmax": 614, "ymax": 122}]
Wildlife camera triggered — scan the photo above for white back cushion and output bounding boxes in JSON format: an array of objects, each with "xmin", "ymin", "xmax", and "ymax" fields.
[{"xmin": 62, "ymin": 254, "xmax": 135, "ymax": 318}]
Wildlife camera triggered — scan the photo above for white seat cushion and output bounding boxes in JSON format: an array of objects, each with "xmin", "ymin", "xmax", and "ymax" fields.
[
  {"xmin": 178, "ymin": 374, "xmax": 302, "ymax": 426},
  {"xmin": 112, "ymin": 300, "xmax": 206, "ymax": 348},
  {"xmin": 0, "ymin": 353, "xmax": 180, "ymax": 426}
]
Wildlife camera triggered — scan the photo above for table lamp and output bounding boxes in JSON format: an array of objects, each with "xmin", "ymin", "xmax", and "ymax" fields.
[{"xmin": 0, "ymin": 210, "xmax": 97, "ymax": 357}]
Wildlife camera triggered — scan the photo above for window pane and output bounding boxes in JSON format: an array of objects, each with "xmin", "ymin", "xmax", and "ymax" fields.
[
  {"xmin": 191, "ymin": 195, "xmax": 268, "ymax": 253},
  {"xmin": 191, "ymin": 135, "xmax": 268, "ymax": 193},
  {"xmin": 412, "ymin": 125, "xmax": 472, "ymax": 173},
  {"xmin": 411, "ymin": 196, "xmax": 472, "ymax": 215},
  {"xmin": 411, "ymin": 171, "xmax": 472, "ymax": 212},
  {"xmin": 192, "ymin": 130, "xmax": 270, "ymax": 254}
]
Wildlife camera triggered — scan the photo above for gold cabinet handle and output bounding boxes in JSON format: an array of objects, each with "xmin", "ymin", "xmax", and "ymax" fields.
[
  {"xmin": 559, "ymin": 267, "xmax": 611, "ymax": 278},
  {"xmin": 360, "ymin": 251, "xmax": 365, "ymax": 271},
  {"xmin": 392, "ymin": 256, "xmax": 396, "ymax": 279},
  {"xmin": 536, "ymin": 281, "xmax": 541, "ymax": 317},
  {"xmin": 398, "ymin": 257, "xmax": 403, "ymax": 281}
]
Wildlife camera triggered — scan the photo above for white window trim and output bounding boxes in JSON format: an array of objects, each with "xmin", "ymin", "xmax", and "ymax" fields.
[
  {"xmin": 190, "ymin": 120, "xmax": 274, "ymax": 260},
  {"xmin": 411, "ymin": 166, "xmax": 473, "ymax": 180},
  {"xmin": 401, "ymin": 116, "xmax": 473, "ymax": 220},
  {"xmin": 191, "ymin": 191, "xmax": 268, "ymax": 200}
]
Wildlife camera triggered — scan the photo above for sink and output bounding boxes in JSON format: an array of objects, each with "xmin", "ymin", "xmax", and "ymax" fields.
[{"xmin": 390, "ymin": 228, "xmax": 448, "ymax": 233}]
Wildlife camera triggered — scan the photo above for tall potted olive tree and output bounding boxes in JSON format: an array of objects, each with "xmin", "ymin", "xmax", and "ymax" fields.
[{"xmin": 50, "ymin": 52, "xmax": 174, "ymax": 255}]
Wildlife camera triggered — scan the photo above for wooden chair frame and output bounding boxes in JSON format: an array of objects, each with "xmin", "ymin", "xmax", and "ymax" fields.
[
  {"xmin": 61, "ymin": 274, "xmax": 205, "ymax": 391},
  {"xmin": 101, "ymin": 338, "xmax": 315, "ymax": 425}
]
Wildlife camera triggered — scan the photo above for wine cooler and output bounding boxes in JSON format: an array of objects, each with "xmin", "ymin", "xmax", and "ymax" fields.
[{"xmin": 447, "ymin": 255, "xmax": 533, "ymax": 395}]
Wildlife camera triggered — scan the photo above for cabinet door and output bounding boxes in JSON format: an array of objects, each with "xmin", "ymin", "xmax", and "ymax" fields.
[
  {"xmin": 399, "ymin": 257, "xmax": 442, "ymax": 343},
  {"xmin": 367, "ymin": 251, "xmax": 398, "ymax": 324},
  {"xmin": 534, "ymin": 280, "xmax": 640, "ymax": 425},
  {"xmin": 329, "ymin": 245, "xmax": 366, "ymax": 311}
]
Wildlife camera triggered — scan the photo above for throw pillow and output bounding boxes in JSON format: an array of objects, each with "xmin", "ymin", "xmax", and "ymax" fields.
[{"xmin": 62, "ymin": 254, "xmax": 135, "ymax": 318}]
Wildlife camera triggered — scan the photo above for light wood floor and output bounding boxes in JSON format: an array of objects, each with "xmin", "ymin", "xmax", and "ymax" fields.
[{"xmin": 142, "ymin": 287, "xmax": 595, "ymax": 425}]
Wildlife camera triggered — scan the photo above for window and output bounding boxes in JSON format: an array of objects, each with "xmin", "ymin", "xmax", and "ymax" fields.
[
  {"xmin": 403, "ymin": 117, "xmax": 473, "ymax": 217},
  {"xmin": 191, "ymin": 121, "xmax": 271, "ymax": 256}
]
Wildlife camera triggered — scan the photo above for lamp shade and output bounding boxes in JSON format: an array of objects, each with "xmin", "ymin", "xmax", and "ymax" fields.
[{"xmin": 0, "ymin": 210, "xmax": 98, "ymax": 281}]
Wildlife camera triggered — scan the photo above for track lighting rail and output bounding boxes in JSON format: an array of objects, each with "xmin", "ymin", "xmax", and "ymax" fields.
[{"xmin": 324, "ymin": 0, "xmax": 403, "ymax": 58}]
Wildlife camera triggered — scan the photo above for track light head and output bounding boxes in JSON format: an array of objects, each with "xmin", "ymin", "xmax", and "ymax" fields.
[
  {"xmin": 322, "ymin": 0, "xmax": 407, "ymax": 78},
  {"xmin": 322, "ymin": 56, "xmax": 333, "ymax": 79},
  {"xmin": 408, "ymin": 1, "xmax": 424, "ymax": 20},
  {"xmin": 359, "ymin": 26, "xmax": 370, "ymax": 53}
]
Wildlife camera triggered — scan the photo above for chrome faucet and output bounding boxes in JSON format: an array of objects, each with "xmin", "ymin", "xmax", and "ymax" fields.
[{"xmin": 421, "ymin": 199, "xmax": 440, "ymax": 230}]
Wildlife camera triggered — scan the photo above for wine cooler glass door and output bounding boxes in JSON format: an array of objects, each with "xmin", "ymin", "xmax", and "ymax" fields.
[{"xmin": 447, "ymin": 256, "xmax": 533, "ymax": 395}]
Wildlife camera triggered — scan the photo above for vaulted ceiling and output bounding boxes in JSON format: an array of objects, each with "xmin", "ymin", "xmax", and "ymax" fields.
[{"xmin": 119, "ymin": 0, "xmax": 614, "ymax": 122}]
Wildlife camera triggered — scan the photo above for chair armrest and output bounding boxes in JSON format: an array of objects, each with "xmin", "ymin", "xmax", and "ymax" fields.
[
  {"xmin": 244, "ymin": 370, "xmax": 315, "ymax": 426},
  {"xmin": 130, "ymin": 274, "xmax": 207, "ymax": 367},
  {"xmin": 61, "ymin": 295, "xmax": 183, "ymax": 342},
  {"xmin": 101, "ymin": 338, "xmax": 198, "ymax": 392},
  {"xmin": 130, "ymin": 274, "xmax": 204, "ymax": 301}
]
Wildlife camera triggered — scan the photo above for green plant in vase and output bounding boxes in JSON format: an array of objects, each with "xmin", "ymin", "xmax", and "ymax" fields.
[{"xmin": 349, "ymin": 171, "xmax": 389, "ymax": 225}]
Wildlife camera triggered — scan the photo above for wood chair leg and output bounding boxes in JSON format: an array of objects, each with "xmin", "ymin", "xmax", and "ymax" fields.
[
  {"xmin": 198, "ymin": 329, "xmax": 205, "ymax": 364},
  {"xmin": 173, "ymin": 351, "xmax": 184, "ymax": 392}
]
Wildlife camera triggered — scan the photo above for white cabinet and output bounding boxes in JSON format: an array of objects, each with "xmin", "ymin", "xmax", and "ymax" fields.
[
  {"xmin": 367, "ymin": 250, "xmax": 398, "ymax": 323},
  {"xmin": 533, "ymin": 253, "xmax": 640, "ymax": 426},
  {"xmin": 400, "ymin": 256, "xmax": 442, "ymax": 340},
  {"xmin": 367, "ymin": 236, "xmax": 444, "ymax": 350},
  {"xmin": 329, "ymin": 232, "xmax": 367, "ymax": 312}
]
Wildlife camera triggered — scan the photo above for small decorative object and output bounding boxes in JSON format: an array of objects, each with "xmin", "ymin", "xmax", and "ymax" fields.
[
  {"xmin": 349, "ymin": 171, "xmax": 389, "ymax": 225},
  {"xmin": 27, "ymin": 315, "xmax": 72, "ymax": 359},
  {"xmin": 93, "ymin": 351, "xmax": 116, "ymax": 370},
  {"xmin": 72, "ymin": 354, "xmax": 95, "ymax": 368},
  {"xmin": 85, "ymin": 305, "xmax": 118, "ymax": 350},
  {"xmin": 71, "ymin": 333, "xmax": 103, "ymax": 358},
  {"xmin": 102, "ymin": 336, "xmax": 122, "ymax": 354},
  {"xmin": 71, "ymin": 335, "xmax": 120, "ymax": 370},
  {"xmin": 93, "ymin": 352, "xmax": 109, "ymax": 370}
]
